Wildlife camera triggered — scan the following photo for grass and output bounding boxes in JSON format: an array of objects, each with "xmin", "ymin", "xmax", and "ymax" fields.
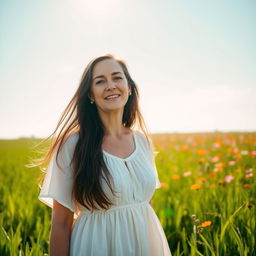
[{"xmin": 0, "ymin": 132, "xmax": 255, "ymax": 255}]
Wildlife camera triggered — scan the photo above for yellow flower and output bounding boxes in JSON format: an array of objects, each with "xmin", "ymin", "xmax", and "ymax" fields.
[
  {"xmin": 201, "ymin": 221, "xmax": 212, "ymax": 228},
  {"xmin": 191, "ymin": 184, "xmax": 201, "ymax": 190}
]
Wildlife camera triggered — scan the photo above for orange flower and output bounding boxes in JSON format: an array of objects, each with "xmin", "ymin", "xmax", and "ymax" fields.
[
  {"xmin": 198, "ymin": 177, "xmax": 206, "ymax": 183},
  {"xmin": 197, "ymin": 149, "xmax": 207, "ymax": 155},
  {"xmin": 160, "ymin": 182, "xmax": 169, "ymax": 188},
  {"xmin": 210, "ymin": 173, "xmax": 216, "ymax": 179},
  {"xmin": 201, "ymin": 221, "xmax": 212, "ymax": 228},
  {"xmin": 235, "ymin": 168, "xmax": 242, "ymax": 173},
  {"xmin": 172, "ymin": 174, "xmax": 180, "ymax": 180},
  {"xmin": 243, "ymin": 184, "xmax": 251, "ymax": 188},
  {"xmin": 181, "ymin": 144, "xmax": 187, "ymax": 151},
  {"xmin": 191, "ymin": 184, "xmax": 201, "ymax": 190},
  {"xmin": 227, "ymin": 147, "xmax": 234, "ymax": 153}
]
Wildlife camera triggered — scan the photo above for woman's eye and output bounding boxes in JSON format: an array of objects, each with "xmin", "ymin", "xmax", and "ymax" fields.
[
  {"xmin": 115, "ymin": 77, "xmax": 122, "ymax": 80},
  {"xmin": 96, "ymin": 80, "xmax": 104, "ymax": 84}
]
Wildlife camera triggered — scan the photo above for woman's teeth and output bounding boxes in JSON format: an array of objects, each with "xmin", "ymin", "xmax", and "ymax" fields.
[{"xmin": 105, "ymin": 95, "xmax": 120, "ymax": 100}]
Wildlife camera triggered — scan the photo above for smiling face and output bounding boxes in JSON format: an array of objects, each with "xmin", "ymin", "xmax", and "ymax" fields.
[{"xmin": 89, "ymin": 58, "xmax": 131, "ymax": 113}]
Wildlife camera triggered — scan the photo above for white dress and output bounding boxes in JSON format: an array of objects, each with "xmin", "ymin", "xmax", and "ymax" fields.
[{"xmin": 38, "ymin": 130, "xmax": 172, "ymax": 256}]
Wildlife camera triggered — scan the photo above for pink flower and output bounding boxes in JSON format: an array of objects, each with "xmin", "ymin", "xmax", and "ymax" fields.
[
  {"xmin": 228, "ymin": 161, "xmax": 236, "ymax": 166},
  {"xmin": 211, "ymin": 157, "xmax": 219, "ymax": 162},
  {"xmin": 245, "ymin": 168, "xmax": 253, "ymax": 173},
  {"xmin": 224, "ymin": 175, "xmax": 234, "ymax": 183},
  {"xmin": 213, "ymin": 168, "xmax": 219, "ymax": 172},
  {"xmin": 246, "ymin": 173, "xmax": 253, "ymax": 178},
  {"xmin": 251, "ymin": 151, "xmax": 256, "ymax": 156},
  {"xmin": 183, "ymin": 171, "xmax": 192, "ymax": 177}
]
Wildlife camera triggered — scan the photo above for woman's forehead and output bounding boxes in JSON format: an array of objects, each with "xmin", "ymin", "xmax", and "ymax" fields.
[{"xmin": 93, "ymin": 59, "xmax": 123, "ymax": 77}]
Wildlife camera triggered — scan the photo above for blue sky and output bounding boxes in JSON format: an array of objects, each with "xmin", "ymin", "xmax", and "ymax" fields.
[{"xmin": 1, "ymin": 0, "xmax": 255, "ymax": 138}]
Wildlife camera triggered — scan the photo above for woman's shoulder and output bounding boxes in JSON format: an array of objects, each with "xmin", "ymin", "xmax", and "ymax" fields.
[
  {"xmin": 58, "ymin": 132, "xmax": 79, "ymax": 154},
  {"xmin": 134, "ymin": 129, "xmax": 151, "ymax": 149},
  {"xmin": 68, "ymin": 132, "xmax": 79, "ymax": 143}
]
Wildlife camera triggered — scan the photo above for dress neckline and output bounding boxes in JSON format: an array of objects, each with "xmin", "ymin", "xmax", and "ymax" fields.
[{"xmin": 102, "ymin": 130, "xmax": 138, "ymax": 161}]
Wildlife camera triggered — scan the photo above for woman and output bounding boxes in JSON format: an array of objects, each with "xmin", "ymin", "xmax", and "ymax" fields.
[{"xmin": 38, "ymin": 54, "xmax": 172, "ymax": 255}]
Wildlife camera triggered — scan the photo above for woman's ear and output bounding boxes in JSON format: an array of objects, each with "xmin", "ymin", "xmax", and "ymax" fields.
[
  {"xmin": 88, "ymin": 93, "xmax": 94, "ymax": 102},
  {"xmin": 128, "ymin": 85, "xmax": 132, "ymax": 95}
]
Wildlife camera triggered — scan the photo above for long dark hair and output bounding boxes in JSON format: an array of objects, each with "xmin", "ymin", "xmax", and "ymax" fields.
[{"xmin": 29, "ymin": 54, "xmax": 150, "ymax": 212}]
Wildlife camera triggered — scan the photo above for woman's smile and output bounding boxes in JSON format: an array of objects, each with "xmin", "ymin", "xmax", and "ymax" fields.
[{"xmin": 104, "ymin": 94, "xmax": 121, "ymax": 101}]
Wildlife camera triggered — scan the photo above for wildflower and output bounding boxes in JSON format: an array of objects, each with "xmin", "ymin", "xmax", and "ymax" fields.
[
  {"xmin": 224, "ymin": 175, "xmax": 234, "ymax": 183},
  {"xmin": 241, "ymin": 150, "xmax": 248, "ymax": 155},
  {"xmin": 227, "ymin": 147, "xmax": 234, "ymax": 153},
  {"xmin": 215, "ymin": 162, "xmax": 225, "ymax": 168},
  {"xmin": 228, "ymin": 161, "xmax": 236, "ymax": 166},
  {"xmin": 172, "ymin": 174, "xmax": 180, "ymax": 180},
  {"xmin": 213, "ymin": 167, "xmax": 223, "ymax": 172},
  {"xmin": 183, "ymin": 171, "xmax": 192, "ymax": 177},
  {"xmin": 243, "ymin": 184, "xmax": 251, "ymax": 188},
  {"xmin": 233, "ymin": 148, "xmax": 239, "ymax": 153},
  {"xmin": 181, "ymin": 144, "xmax": 187, "ymax": 151},
  {"xmin": 245, "ymin": 168, "xmax": 253, "ymax": 173},
  {"xmin": 160, "ymin": 182, "xmax": 169, "ymax": 188},
  {"xmin": 245, "ymin": 173, "xmax": 253, "ymax": 178},
  {"xmin": 251, "ymin": 151, "xmax": 256, "ymax": 156},
  {"xmin": 235, "ymin": 169, "xmax": 242, "ymax": 173},
  {"xmin": 201, "ymin": 221, "xmax": 212, "ymax": 228},
  {"xmin": 198, "ymin": 177, "xmax": 206, "ymax": 183},
  {"xmin": 197, "ymin": 149, "xmax": 207, "ymax": 155},
  {"xmin": 211, "ymin": 156, "xmax": 219, "ymax": 162},
  {"xmin": 191, "ymin": 184, "xmax": 201, "ymax": 190},
  {"xmin": 213, "ymin": 142, "xmax": 221, "ymax": 149},
  {"xmin": 210, "ymin": 173, "xmax": 216, "ymax": 178}
]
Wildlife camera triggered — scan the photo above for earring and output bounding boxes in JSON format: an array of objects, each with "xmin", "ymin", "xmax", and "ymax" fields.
[
  {"xmin": 90, "ymin": 101, "xmax": 94, "ymax": 104},
  {"xmin": 129, "ymin": 91, "xmax": 132, "ymax": 96}
]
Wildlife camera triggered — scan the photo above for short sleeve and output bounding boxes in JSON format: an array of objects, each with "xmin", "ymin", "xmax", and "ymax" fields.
[
  {"xmin": 136, "ymin": 130, "xmax": 161, "ymax": 189},
  {"xmin": 38, "ymin": 133, "xmax": 79, "ymax": 213}
]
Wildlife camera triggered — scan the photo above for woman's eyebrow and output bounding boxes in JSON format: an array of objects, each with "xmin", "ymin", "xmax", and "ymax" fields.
[{"xmin": 93, "ymin": 72, "xmax": 122, "ymax": 80}]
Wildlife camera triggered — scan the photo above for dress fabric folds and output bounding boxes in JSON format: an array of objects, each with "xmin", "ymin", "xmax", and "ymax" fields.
[{"xmin": 38, "ymin": 130, "xmax": 172, "ymax": 256}]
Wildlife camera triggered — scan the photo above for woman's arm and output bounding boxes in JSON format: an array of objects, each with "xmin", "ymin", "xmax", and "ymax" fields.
[{"xmin": 50, "ymin": 200, "xmax": 74, "ymax": 256}]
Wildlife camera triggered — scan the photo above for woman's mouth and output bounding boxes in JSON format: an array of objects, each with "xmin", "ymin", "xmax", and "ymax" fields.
[{"xmin": 104, "ymin": 94, "xmax": 120, "ymax": 101}]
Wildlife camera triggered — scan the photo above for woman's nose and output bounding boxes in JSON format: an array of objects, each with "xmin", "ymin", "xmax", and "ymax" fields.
[{"xmin": 106, "ymin": 80, "xmax": 116, "ymax": 89}]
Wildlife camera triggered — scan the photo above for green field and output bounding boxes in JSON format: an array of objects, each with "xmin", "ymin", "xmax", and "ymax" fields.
[{"xmin": 0, "ymin": 132, "xmax": 255, "ymax": 255}]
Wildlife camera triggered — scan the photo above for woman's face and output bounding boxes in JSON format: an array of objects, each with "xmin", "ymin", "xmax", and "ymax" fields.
[{"xmin": 90, "ymin": 59, "xmax": 131, "ymax": 113}]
